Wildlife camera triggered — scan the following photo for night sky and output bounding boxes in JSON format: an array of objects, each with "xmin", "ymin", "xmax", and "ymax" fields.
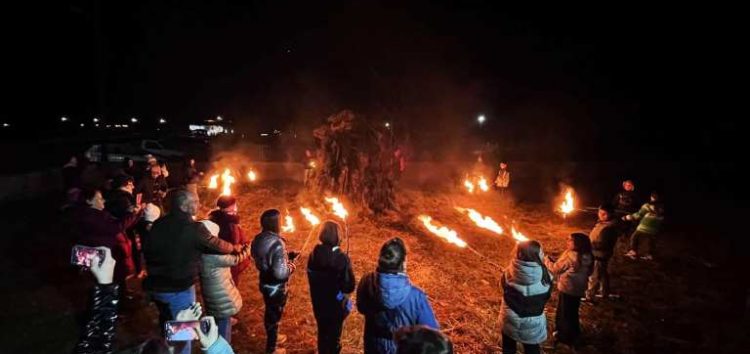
[{"xmin": 1, "ymin": 2, "xmax": 738, "ymax": 162}]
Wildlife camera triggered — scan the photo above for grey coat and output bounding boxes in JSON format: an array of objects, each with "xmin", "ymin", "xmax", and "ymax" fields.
[
  {"xmin": 545, "ymin": 250, "xmax": 593, "ymax": 297},
  {"xmin": 200, "ymin": 245, "xmax": 252, "ymax": 318}
]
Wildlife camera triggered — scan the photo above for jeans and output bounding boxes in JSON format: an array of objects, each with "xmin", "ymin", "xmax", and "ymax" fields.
[
  {"xmin": 216, "ymin": 317, "xmax": 232, "ymax": 343},
  {"xmin": 261, "ymin": 283, "xmax": 288, "ymax": 353},
  {"xmin": 150, "ymin": 286, "xmax": 196, "ymax": 354},
  {"xmin": 501, "ymin": 333, "xmax": 541, "ymax": 354},
  {"xmin": 587, "ymin": 257, "xmax": 610, "ymax": 298},
  {"xmin": 555, "ymin": 292, "xmax": 582, "ymax": 346}
]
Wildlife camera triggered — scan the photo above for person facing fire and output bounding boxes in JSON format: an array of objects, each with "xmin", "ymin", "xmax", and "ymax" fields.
[
  {"xmin": 545, "ymin": 233, "xmax": 594, "ymax": 348},
  {"xmin": 624, "ymin": 191, "xmax": 665, "ymax": 261},
  {"xmin": 499, "ymin": 240, "xmax": 552, "ymax": 354},
  {"xmin": 586, "ymin": 203, "xmax": 621, "ymax": 301},
  {"xmin": 612, "ymin": 180, "xmax": 638, "ymax": 214},
  {"xmin": 210, "ymin": 195, "xmax": 249, "ymax": 286},
  {"xmin": 356, "ymin": 237, "xmax": 439, "ymax": 354},
  {"xmin": 495, "ymin": 162, "xmax": 511, "ymax": 193},
  {"xmin": 251, "ymin": 209, "xmax": 299, "ymax": 354},
  {"xmin": 306, "ymin": 220, "xmax": 356, "ymax": 354}
]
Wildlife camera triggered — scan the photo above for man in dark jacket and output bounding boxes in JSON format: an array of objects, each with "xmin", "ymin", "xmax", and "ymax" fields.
[
  {"xmin": 106, "ymin": 174, "xmax": 137, "ymax": 219},
  {"xmin": 357, "ymin": 237, "xmax": 439, "ymax": 354},
  {"xmin": 210, "ymin": 195, "xmax": 249, "ymax": 286},
  {"xmin": 307, "ymin": 220, "xmax": 356, "ymax": 354},
  {"xmin": 143, "ymin": 189, "xmax": 241, "ymax": 354},
  {"xmin": 251, "ymin": 209, "xmax": 298, "ymax": 354},
  {"xmin": 612, "ymin": 180, "xmax": 638, "ymax": 214},
  {"xmin": 136, "ymin": 165, "xmax": 168, "ymax": 209},
  {"xmin": 586, "ymin": 203, "xmax": 620, "ymax": 301}
]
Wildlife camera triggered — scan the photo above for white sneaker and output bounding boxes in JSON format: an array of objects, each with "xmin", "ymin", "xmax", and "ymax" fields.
[
  {"xmin": 641, "ymin": 255, "xmax": 653, "ymax": 261},
  {"xmin": 624, "ymin": 250, "xmax": 637, "ymax": 259}
]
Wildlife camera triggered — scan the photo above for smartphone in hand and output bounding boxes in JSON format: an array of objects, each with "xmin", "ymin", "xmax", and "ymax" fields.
[
  {"xmin": 165, "ymin": 318, "xmax": 211, "ymax": 342},
  {"xmin": 71, "ymin": 245, "xmax": 105, "ymax": 268}
]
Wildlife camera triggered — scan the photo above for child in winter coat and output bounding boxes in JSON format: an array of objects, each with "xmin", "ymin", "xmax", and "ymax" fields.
[
  {"xmin": 500, "ymin": 240, "xmax": 553, "ymax": 354},
  {"xmin": 198, "ymin": 220, "xmax": 251, "ymax": 344},
  {"xmin": 624, "ymin": 191, "xmax": 665, "ymax": 261},
  {"xmin": 545, "ymin": 233, "xmax": 594, "ymax": 347}
]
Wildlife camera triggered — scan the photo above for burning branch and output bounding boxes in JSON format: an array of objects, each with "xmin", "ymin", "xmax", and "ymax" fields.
[
  {"xmin": 455, "ymin": 207, "xmax": 503, "ymax": 235},
  {"xmin": 559, "ymin": 188, "xmax": 575, "ymax": 218},
  {"xmin": 324, "ymin": 197, "xmax": 348, "ymax": 221},
  {"xmin": 208, "ymin": 174, "xmax": 219, "ymax": 189},
  {"xmin": 418, "ymin": 215, "xmax": 467, "ymax": 248},
  {"xmin": 510, "ymin": 226, "xmax": 529, "ymax": 242},
  {"xmin": 220, "ymin": 168, "xmax": 235, "ymax": 196},
  {"xmin": 247, "ymin": 170, "xmax": 257, "ymax": 182},
  {"xmin": 300, "ymin": 207, "xmax": 321, "ymax": 226},
  {"xmin": 282, "ymin": 212, "xmax": 295, "ymax": 233}
]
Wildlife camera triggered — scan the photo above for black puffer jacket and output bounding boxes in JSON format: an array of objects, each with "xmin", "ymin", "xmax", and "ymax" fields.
[
  {"xmin": 307, "ymin": 243, "xmax": 356, "ymax": 317},
  {"xmin": 251, "ymin": 231, "xmax": 292, "ymax": 285},
  {"xmin": 73, "ymin": 284, "xmax": 119, "ymax": 354}
]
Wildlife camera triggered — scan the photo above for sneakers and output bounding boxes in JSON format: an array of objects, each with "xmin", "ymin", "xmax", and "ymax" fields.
[
  {"xmin": 624, "ymin": 250, "xmax": 637, "ymax": 259},
  {"xmin": 640, "ymin": 255, "xmax": 654, "ymax": 261}
]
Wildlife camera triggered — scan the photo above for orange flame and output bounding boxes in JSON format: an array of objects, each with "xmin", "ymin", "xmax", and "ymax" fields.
[
  {"xmin": 208, "ymin": 174, "xmax": 219, "ymax": 189},
  {"xmin": 456, "ymin": 207, "xmax": 503, "ymax": 235},
  {"xmin": 247, "ymin": 170, "xmax": 257, "ymax": 182},
  {"xmin": 309, "ymin": 160, "xmax": 317, "ymax": 168},
  {"xmin": 464, "ymin": 178, "xmax": 475, "ymax": 193},
  {"xmin": 282, "ymin": 214, "xmax": 295, "ymax": 232},
  {"xmin": 559, "ymin": 189, "xmax": 575, "ymax": 217},
  {"xmin": 418, "ymin": 215, "xmax": 467, "ymax": 248},
  {"xmin": 324, "ymin": 197, "xmax": 348, "ymax": 220},
  {"xmin": 477, "ymin": 176, "xmax": 490, "ymax": 192},
  {"xmin": 220, "ymin": 168, "xmax": 235, "ymax": 196},
  {"xmin": 510, "ymin": 226, "xmax": 529, "ymax": 242},
  {"xmin": 300, "ymin": 207, "xmax": 321, "ymax": 226}
]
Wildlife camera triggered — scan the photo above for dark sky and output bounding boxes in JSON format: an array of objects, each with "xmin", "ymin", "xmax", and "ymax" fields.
[{"xmin": 1, "ymin": 1, "xmax": 736, "ymax": 160}]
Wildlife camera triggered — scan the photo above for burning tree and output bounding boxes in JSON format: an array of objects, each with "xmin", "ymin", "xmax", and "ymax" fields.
[{"xmin": 310, "ymin": 110, "xmax": 399, "ymax": 214}]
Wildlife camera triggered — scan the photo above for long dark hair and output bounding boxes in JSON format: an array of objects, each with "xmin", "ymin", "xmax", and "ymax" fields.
[
  {"xmin": 514, "ymin": 240, "xmax": 551, "ymax": 286},
  {"xmin": 570, "ymin": 233, "xmax": 593, "ymax": 269}
]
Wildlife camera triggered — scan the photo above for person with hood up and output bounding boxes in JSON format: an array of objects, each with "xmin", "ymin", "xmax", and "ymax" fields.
[
  {"xmin": 198, "ymin": 220, "xmax": 252, "ymax": 344},
  {"xmin": 306, "ymin": 220, "xmax": 356, "ymax": 354},
  {"xmin": 209, "ymin": 195, "xmax": 249, "ymax": 286},
  {"xmin": 251, "ymin": 209, "xmax": 299, "ymax": 354},
  {"xmin": 545, "ymin": 233, "xmax": 594, "ymax": 348},
  {"xmin": 356, "ymin": 237, "xmax": 439, "ymax": 354},
  {"xmin": 500, "ymin": 240, "xmax": 552, "ymax": 354}
]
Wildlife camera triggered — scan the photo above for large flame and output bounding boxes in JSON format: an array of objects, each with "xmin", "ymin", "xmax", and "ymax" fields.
[
  {"xmin": 464, "ymin": 178, "xmax": 475, "ymax": 194},
  {"xmin": 559, "ymin": 189, "xmax": 575, "ymax": 217},
  {"xmin": 220, "ymin": 168, "xmax": 235, "ymax": 196},
  {"xmin": 282, "ymin": 213, "xmax": 295, "ymax": 232},
  {"xmin": 510, "ymin": 226, "xmax": 529, "ymax": 242},
  {"xmin": 418, "ymin": 215, "xmax": 467, "ymax": 248},
  {"xmin": 300, "ymin": 207, "xmax": 321, "ymax": 226},
  {"xmin": 324, "ymin": 197, "xmax": 348, "ymax": 220},
  {"xmin": 247, "ymin": 170, "xmax": 257, "ymax": 182},
  {"xmin": 477, "ymin": 176, "xmax": 490, "ymax": 192},
  {"xmin": 208, "ymin": 174, "xmax": 219, "ymax": 189},
  {"xmin": 456, "ymin": 207, "xmax": 503, "ymax": 235}
]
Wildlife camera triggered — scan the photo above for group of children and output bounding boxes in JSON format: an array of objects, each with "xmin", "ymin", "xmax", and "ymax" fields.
[{"xmin": 499, "ymin": 179, "xmax": 666, "ymax": 352}]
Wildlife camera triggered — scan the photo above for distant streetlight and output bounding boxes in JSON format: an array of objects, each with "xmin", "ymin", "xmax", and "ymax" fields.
[
  {"xmin": 477, "ymin": 115, "xmax": 486, "ymax": 124},
  {"xmin": 60, "ymin": 116, "xmax": 68, "ymax": 122},
  {"xmin": 217, "ymin": 116, "xmax": 223, "ymax": 121},
  {"xmin": 2, "ymin": 123, "xmax": 9, "ymax": 127},
  {"xmin": 93, "ymin": 117, "xmax": 100, "ymax": 123},
  {"xmin": 131, "ymin": 117, "xmax": 138, "ymax": 123},
  {"xmin": 385, "ymin": 122, "xmax": 391, "ymax": 128},
  {"xmin": 159, "ymin": 118, "xmax": 167, "ymax": 124},
  {"xmin": 80, "ymin": 123, "xmax": 85, "ymax": 127}
]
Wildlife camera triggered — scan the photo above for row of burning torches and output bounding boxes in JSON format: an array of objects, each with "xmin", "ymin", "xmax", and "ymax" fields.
[{"xmin": 206, "ymin": 168, "xmax": 576, "ymax": 250}]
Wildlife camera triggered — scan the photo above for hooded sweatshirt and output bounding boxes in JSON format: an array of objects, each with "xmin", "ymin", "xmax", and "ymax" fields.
[
  {"xmin": 500, "ymin": 258, "xmax": 552, "ymax": 344},
  {"xmin": 307, "ymin": 230, "xmax": 356, "ymax": 319},
  {"xmin": 356, "ymin": 272, "xmax": 439, "ymax": 354}
]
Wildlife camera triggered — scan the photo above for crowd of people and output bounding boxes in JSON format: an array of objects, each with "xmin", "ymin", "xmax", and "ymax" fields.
[{"xmin": 63, "ymin": 154, "xmax": 664, "ymax": 354}]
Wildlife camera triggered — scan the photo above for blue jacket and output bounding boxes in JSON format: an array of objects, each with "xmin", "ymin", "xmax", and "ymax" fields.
[
  {"xmin": 206, "ymin": 336, "xmax": 234, "ymax": 354},
  {"xmin": 356, "ymin": 272, "xmax": 439, "ymax": 354}
]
